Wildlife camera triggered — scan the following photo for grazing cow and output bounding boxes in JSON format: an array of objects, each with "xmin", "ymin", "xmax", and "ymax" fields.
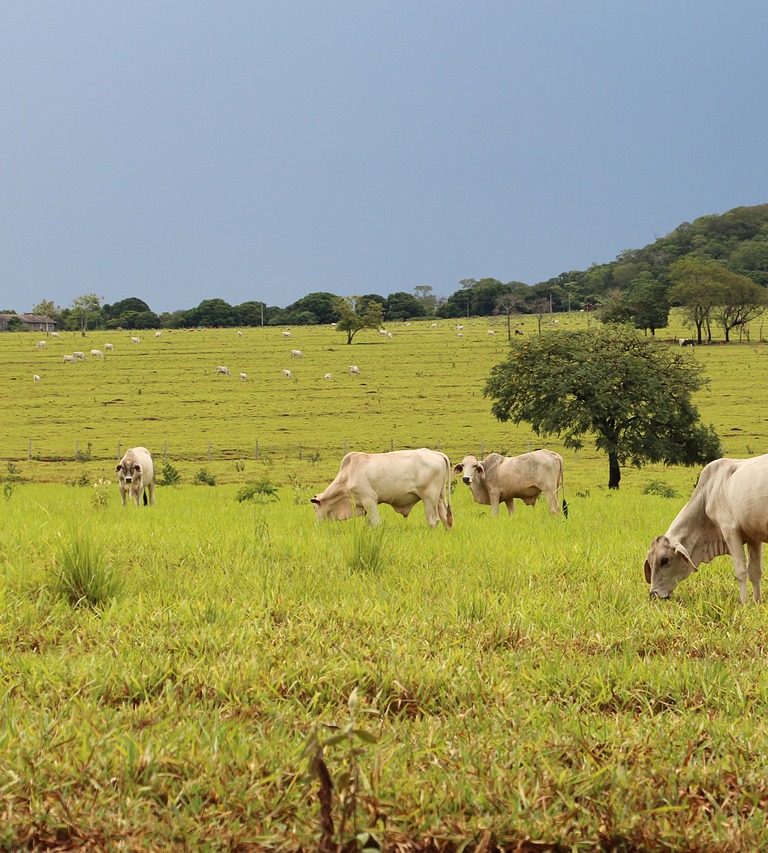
[
  {"xmin": 239, "ymin": 372, "xmax": 247, "ymax": 381},
  {"xmin": 35, "ymin": 340, "xmax": 47, "ymax": 349},
  {"xmin": 216, "ymin": 365, "xmax": 231, "ymax": 376},
  {"xmin": 282, "ymin": 369, "xmax": 292, "ymax": 378},
  {"xmin": 514, "ymin": 329, "xmax": 524, "ymax": 336},
  {"xmin": 116, "ymin": 446, "xmax": 156, "ymax": 507},
  {"xmin": 487, "ymin": 329, "xmax": 496, "ymax": 336},
  {"xmin": 348, "ymin": 365, "xmax": 360, "ymax": 375},
  {"xmin": 312, "ymin": 448, "xmax": 453, "ymax": 528},
  {"xmin": 454, "ymin": 450, "xmax": 566, "ymax": 516},
  {"xmin": 73, "ymin": 351, "xmax": 86, "ymax": 361},
  {"xmin": 131, "ymin": 336, "xmax": 141, "ymax": 344},
  {"xmin": 63, "ymin": 354, "xmax": 76, "ymax": 363},
  {"xmin": 90, "ymin": 349, "xmax": 104, "ymax": 358},
  {"xmin": 324, "ymin": 373, "xmax": 332, "ymax": 381},
  {"xmin": 679, "ymin": 338, "xmax": 696, "ymax": 347},
  {"xmin": 644, "ymin": 454, "xmax": 768, "ymax": 604},
  {"xmin": 33, "ymin": 374, "xmax": 41, "ymax": 382},
  {"xmin": 290, "ymin": 349, "xmax": 304, "ymax": 358},
  {"xmin": 154, "ymin": 331, "xmax": 162, "ymax": 337},
  {"xmin": 456, "ymin": 324, "xmax": 464, "ymax": 331},
  {"xmin": 51, "ymin": 331, "xmax": 60, "ymax": 338},
  {"xmin": 282, "ymin": 330, "xmax": 292, "ymax": 338},
  {"xmin": 104, "ymin": 343, "xmax": 114, "ymax": 351},
  {"xmin": 237, "ymin": 330, "xmax": 243, "ymax": 337}
]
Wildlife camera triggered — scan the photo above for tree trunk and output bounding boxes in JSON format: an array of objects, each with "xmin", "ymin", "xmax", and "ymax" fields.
[
  {"xmin": 608, "ymin": 452, "xmax": 621, "ymax": 489},
  {"xmin": 695, "ymin": 319, "xmax": 703, "ymax": 344}
]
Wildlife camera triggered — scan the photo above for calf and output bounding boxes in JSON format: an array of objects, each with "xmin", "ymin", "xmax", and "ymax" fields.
[{"xmin": 116, "ymin": 447, "xmax": 155, "ymax": 507}]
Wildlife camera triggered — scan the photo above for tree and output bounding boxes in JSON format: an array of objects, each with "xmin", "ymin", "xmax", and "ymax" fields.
[
  {"xmin": 413, "ymin": 284, "xmax": 437, "ymax": 314},
  {"xmin": 712, "ymin": 272, "xmax": 767, "ymax": 342},
  {"xmin": 286, "ymin": 292, "xmax": 341, "ymax": 325},
  {"xmin": 31, "ymin": 299, "xmax": 59, "ymax": 320},
  {"xmin": 494, "ymin": 293, "xmax": 519, "ymax": 340},
  {"xmin": 335, "ymin": 297, "xmax": 385, "ymax": 344},
  {"xmin": 235, "ymin": 301, "xmax": 266, "ymax": 326},
  {"xmin": 184, "ymin": 298, "xmax": 237, "ymax": 327},
  {"xmin": 626, "ymin": 273, "xmax": 669, "ymax": 335},
  {"xmin": 484, "ymin": 327, "xmax": 721, "ymax": 489},
  {"xmin": 70, "ymin": 294, "xmax": 104, "ymax": 332},
  {"xmin": 668, "ymin": 257, "xmax": 729, "ymax": 343},
  {"xmin": 384, "ymin": 292, "xmax": 427, "ymax": 321}
]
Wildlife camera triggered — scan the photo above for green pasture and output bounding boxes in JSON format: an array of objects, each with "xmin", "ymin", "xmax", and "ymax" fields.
[{"xmin": 3, "ymin": 314, "xmax": 768, "ymax": 849}]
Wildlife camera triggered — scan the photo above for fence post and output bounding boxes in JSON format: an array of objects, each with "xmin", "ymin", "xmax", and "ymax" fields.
[
  {"xmin": 255, "ymin": 441, "xmax": 260, "ymax": 459},
  {"xmin": 298, "ymin": 444, "xmax": 303, "ymax": 460},
  {"xmin": 28, "ymin": 439, "xmax": 32, "ymax": 460},
  {"xmin": 163, "ymin": 441, "xmax": 168, "ymax": 462},
  {"xmin": 390, "ymin": 438, "xmax": 394, "ymax": 452},
  {"xmin": 117, "ymin": 442, "xmax": 122, "ymax": 460},
  {"xmin": 207, "ymin": 442, "xmax": 212, "ymax": 461}
]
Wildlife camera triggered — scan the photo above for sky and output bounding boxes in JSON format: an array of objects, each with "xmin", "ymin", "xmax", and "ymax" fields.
[{"xmin": 3, "ymin": 1, "xmax": 768, "ymax": 315}]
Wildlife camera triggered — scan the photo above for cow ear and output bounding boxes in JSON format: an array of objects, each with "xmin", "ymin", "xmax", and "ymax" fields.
[
  {"xmin": 643, "ymin": 559, "xmax": 651, "ymax": 584},
  {"xmin": 310, "ymin": 497, "xmax": 320, "ymax": 505},
  {"xmin": 476, "ymin": 464, "xmax": 485, "ymax": 476},
  {"xmin": 115, "ymin": 464, "xmax": 121, "ymax": 472},
  {"xmin": 674, "ymin": 543, "xmax": 697, "ymax": 571},
  {"xmin": 453, "ymin": 463, "xmax": 463, "ymax": 473},
  {"xmin": 132, "ymin": 464, "xmax": 141, "ymax": 473}
]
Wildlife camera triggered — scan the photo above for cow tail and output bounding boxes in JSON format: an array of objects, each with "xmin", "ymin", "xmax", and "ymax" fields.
[
  {"xmin": 143, "ymin": 489, "xmax": 148, "ymax": 507},
  {"xmin": 444, "ymin": 453, "xmax": 453, "ymax": 529},
  {"xmin": 558, "ymin": 457, "xmax": 568, "ymax": 519}
]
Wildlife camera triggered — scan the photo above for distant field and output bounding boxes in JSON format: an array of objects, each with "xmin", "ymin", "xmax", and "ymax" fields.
[
  {"xmin": 3, "ymin": 310, "xmax": 768, "ymax": 491},
  {"xmin": 3, "ymin": 314, "xmax": 768, "ymax": 850}
]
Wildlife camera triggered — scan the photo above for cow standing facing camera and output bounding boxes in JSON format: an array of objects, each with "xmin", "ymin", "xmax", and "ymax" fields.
[{"xmin": 116, "ymin": 447, "xmax": 156, "ymax": 507}]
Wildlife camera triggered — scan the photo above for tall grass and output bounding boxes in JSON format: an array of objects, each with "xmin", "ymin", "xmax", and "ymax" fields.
[{"xmin": 51, "ymin": 532, "xmax": 123, "ymax": 610}]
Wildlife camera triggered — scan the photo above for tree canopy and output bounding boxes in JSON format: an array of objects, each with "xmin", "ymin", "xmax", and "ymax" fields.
[
  {"xmin": 335, "ymin": 296, "xmax": 385, "ymax": 344},
  {"xmin": 484, "ymin": 327, "xmax": 721, "ymax": 489}
]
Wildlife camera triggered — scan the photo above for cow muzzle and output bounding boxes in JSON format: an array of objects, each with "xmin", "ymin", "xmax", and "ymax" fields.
[
  {"xmin": 462, "ymin": 476, "xmax": 471, "ymax": 484},
  {"xmin": 123, "ymin": 476, "xmax": 133, "ymax": 484},
  {"xmin": 649, "ymin": 590, "xmax": 671, "ymax": 601}
]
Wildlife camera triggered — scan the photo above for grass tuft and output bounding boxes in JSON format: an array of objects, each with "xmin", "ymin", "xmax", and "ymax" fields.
[
  {"xmin": 51, "ymin": 534, "xmax": 123, "ymax": 610},
  {"xmin": 345, "ymin": 523, "xmax": 388, "ymax": 574}
]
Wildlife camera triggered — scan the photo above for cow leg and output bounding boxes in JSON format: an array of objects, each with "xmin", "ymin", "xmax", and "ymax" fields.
[
  {"xmin": 747, "ymin": 541, "xmax": 763, "ymax": 603},
  {"xmin": 546, "ymin": 491, "xmax": 559, "ymax": 514},
  {"xmin": 363, "ymin": 501, "xmax": 382, "ymax": 526},
  {"xmin": 724, "ymin": 530, "xmax": 749, "ymax": 604},
  {"xmin": 488, "ymin": 491, "xmax": 501, "ymax": 516},
  {"xmin": 504, "ymin": 498, "xmax": 515, "ymax": 515},
  {"xmin": 423, "ymin": 500, "xmax": 441, "ymax": 528},
  {"xmin": 148, "ymin": 482, "xmax": 155, "ymax": 506}
]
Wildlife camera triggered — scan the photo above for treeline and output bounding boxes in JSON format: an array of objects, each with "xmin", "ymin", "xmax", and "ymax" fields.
[{"xmin": 15, "ymin": 204, "xmax": 768, "ymax": 338}]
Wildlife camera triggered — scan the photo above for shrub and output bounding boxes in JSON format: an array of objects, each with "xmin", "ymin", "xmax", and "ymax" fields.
[
  {"xmin": 159, "ymin": 462, "xmax": 181, "ymax": 486},
  {"xmin": 91, "ymin": 478, "xmax": 112, "ymax": 509},
  {"xmin": 52, "ymin": 535, "xmax": 123, "ymax": 610},
  {"xmin": 236, "ymin": 481, "xmax": 279, "ymax": 503},
  {"xmin": 643, "ymin": 480, "xmax": 679, "ymax": 499},
  {"xmin": 194, "ymin": 468, "xmax": 216, "ymax": 486}
]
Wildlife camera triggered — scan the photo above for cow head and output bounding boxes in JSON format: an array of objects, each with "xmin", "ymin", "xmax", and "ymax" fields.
[
  {"xmin": 454, "ymin": 455, "xmax": 484, "ymax": 485},
  {"xmin": 643, "ymin": 535, "xmax": 697, "ymax": 600},
  {"xmin": 116, "ymin": 460, "xmax": 142, "ymax": 486},
  {"xmin": 310, "ymin": 495, "xmax": 360, "ymax": 521}
]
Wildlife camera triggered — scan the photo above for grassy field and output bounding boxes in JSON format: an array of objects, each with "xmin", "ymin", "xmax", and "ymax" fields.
[{"xmin": 3, "ymin": 314, "xmax": 768, "ymax": 850}]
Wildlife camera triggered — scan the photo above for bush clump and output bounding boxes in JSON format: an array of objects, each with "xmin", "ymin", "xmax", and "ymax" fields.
[
  {"xmin": 236, "ymin": 481, "xmax": 279, "ymax": 503},
  {"xmin": 643, "ymin": 480, "xmax": 679, "ymax": 499},
  {"xmin": 194, "ymin": 468, "xmax": 216, "ymax": 486}
]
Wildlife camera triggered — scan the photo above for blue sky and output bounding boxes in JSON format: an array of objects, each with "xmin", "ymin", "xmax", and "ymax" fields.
[{"xmin": 3, "ymin": 1, "xmax": 768, "ymax": 314}]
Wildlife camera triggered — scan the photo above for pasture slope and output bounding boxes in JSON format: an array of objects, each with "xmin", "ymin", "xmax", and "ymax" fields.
[{"xmin": 3, "ymin": 314, "xmax": 768, "ymax": 849}]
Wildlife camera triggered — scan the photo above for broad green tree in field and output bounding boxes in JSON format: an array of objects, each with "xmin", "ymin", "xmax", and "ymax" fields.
[
  {"xmin": 668, "ymin": 257, "xmax": 729, "ymax": 343},
  {"xmin": 485, "ymin": 327, "xmax": 721, "ymax": 489},
  {"xmin": 335, "ymin": 296, "xmax": 385, "ymax": 344},
  {"xmin": 713, "ymin": 272, "xmax": 767, "ymax": 342},
  {"xmin": 70, "ymin": 293, "xmax": 104, "ymax": 332}
]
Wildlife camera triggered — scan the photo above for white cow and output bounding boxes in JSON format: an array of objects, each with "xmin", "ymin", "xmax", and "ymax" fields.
[
  {"xmin": 487, "ymin": 329, "xmax": 496, "ymax": 336},
  {"xmin": 73, "ymin": 351, "xmax": 86, "ymax": 361},
  {"xmin": 90, "ymin": 349, "xmax": 104, "ymax": 358},
  {"xmin": 63, "ymin": 354, "xmax": 76, "ymax": 363},
  {"xmin": 216, "ymin": 365, "xmax": 231, "ymax": 376},
  {"xmin": 131, "ymin": 336, "xmax": 141, "ymax": 344},
  {"xmin": 348, "ymin": 365, "xmax": 360, "ymax": 375},
  {"xmin": 644, "ymin": 454, "xmax": 768, "ymax": 604},
  {"xmin": 33, "ymin": 374, "xmax": 41, "ymax": 382},
  {"xmin": 290, "ymin": 349, "xmax": 304, "ymax": 358},
  {"xmin": 239, "ymin": 372, "xmax": 248, "ymax": 381},
  {"xmin": 324, "ymin": 373, "xmax": 333, "ymax": 381},
  {"xmin": 282, "ymin": 369, "xmax": 293, "ymax": 378},
  {"xmin": 104, "ymin": 343, "xmax": 114, "ymax": 351},
  {"xmin": 155, "ymin": 330, "xmax": 162, "ymax": 337},
  {"xmin": 51, "ymin": 331, "xmax": 60, "ymax": 338},
  {"xmin": 454, "ymin": 450, "xmax": 565, "ymax": 516},
  {"xmin": 35, "ymin": 340, "xmax": 47, "ymax": 349},
  {"xmin": 312, "ymin": 448, "xmax": 453, "ymax": 528},
  {"xmin": 282, "ymin": 330, "xmax": 292, "ymax": 338},
  {"xmin": 116, "ymin": 447, "xmax": 155, "ymax": 507}
]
